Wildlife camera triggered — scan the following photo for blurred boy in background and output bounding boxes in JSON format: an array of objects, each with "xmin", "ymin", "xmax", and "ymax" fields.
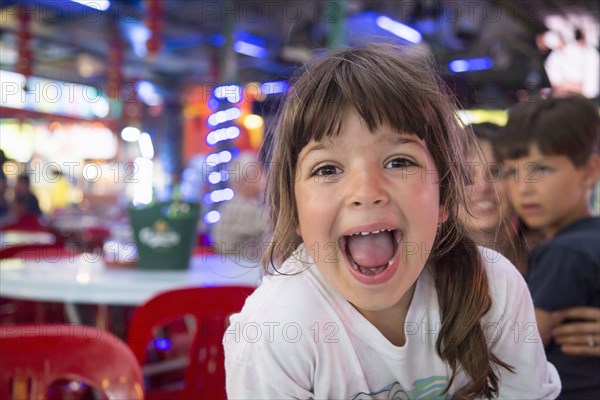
[{"xmin": 497, "ymin": 95, "xmax": 600, "ymax": 399}]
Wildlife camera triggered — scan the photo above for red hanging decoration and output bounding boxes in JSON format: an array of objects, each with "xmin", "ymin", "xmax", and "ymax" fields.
[
  {"xmin": 123, "ymin": 78, "xmax": 142, "ymax": 126},
  {"xmin": 145, "ymin": 0, "xmax": 164, "ymax": 56},
  {"xmin": 17, "ymin": 5, "xmax": 33, "ymax": 79},
  {"xmin": 107, "ymin": 27, "xmax": 124, "ymax": 100}
]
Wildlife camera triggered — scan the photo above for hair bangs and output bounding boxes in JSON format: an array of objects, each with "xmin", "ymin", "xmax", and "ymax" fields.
[
  {"xmin": 286, "ymin": 47, "xmax": 440, "ymax": 155},
  {"xmin": 498, "ymin": 134, "xmax": 533, "ymax": 161}
]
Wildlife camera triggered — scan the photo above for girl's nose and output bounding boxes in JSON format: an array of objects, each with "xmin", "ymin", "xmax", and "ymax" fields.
[{"xmin": 346, "ymin": 168, "xmax": 390, "ymax": 207}]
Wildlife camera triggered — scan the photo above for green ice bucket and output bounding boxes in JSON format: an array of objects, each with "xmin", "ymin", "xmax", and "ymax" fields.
[{"xmin": 129, "ymin": 201, "xmax": 200, "ymax": 270}]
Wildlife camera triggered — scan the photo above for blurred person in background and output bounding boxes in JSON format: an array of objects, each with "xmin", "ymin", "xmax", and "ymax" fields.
[
  {"xmin": 48, "ymin": 168, "xmax": 77, "ymax": 213},
  {"xmin": 544, "ymin": 27, "xmax": 599, "ymax": 99},
  {"xmin": 3, "ymin": 173, "xmax": 44, "ymax": 230},
  {"xmin": 0, "ymin": 176, "xmax": 8, "ymax": 224},
  {"xmin": 0, "ymin": 150, "xmax": 8, "ymax": 222},
  {"xmin": 13, "ymin": 173, "xmax": 42, "ymax": 216},
  {"xmin": 497, "ymin": 95, "xmax": 600, "ymax": 398},
  {"xmin": 0, "ymin": 149, "xmax": 7, "ymax": 181},
  {"xmin": 459, "ymin": 123, "xmax": 543, "ymax": 274},
  {"xmin": 462, "ymin": 120, "xmax": 599, "ymax": 363},
  {"xmin": 212, "ymin": 152, "xmax": 267, "ymax": 262}
]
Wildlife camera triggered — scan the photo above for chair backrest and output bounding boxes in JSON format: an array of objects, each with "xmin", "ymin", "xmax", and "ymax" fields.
[
  {"xmin": 0, "ymin": 228, "xmax": 64, "ymax": 260},
  {"xmin": 0, "ymin": 243, "xmax": 67, "ymax": 260},
  {"xmin": 127, "ymin": 286, "xmax": 254, "ymax": 400},
  {"xmin": 0, "ymin": 324, "xmax": 144, "ymax": 400}
]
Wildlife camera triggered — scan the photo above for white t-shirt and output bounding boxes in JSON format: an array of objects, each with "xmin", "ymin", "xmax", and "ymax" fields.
[{"xmin": 224, "ymin": 244, "xmax": 560, "ymax": 399}]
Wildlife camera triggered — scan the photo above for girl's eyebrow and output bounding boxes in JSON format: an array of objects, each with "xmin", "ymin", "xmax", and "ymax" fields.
[
  {"xmin": 387, "ymin": 133, "xmax": 426, "ymax": 149},
  {"xmin": 299, "ymin": 133, "xmax": 425, "ymax": 163},
  {"xmin": 298, "ymin": 140, "xmax": 335, "ymax": 163}
]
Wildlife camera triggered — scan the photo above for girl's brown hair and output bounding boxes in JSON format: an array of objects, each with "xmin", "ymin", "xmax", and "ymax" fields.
[{"xmin": 262, "ymin": 45, "xmax": 512, "ymax": 398}]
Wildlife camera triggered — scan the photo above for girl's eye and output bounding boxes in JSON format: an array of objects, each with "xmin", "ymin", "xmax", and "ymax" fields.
[
  {"xmin": 385, "ymin": 158, "xmax": 415, "ymax": 169},
  {"xmin": 312, "ymin": 164, "xmax": 341, "ymax": 176},
  {"xmin": 504, "ymin": 167, "xmax": 517, "ymax": 178}
]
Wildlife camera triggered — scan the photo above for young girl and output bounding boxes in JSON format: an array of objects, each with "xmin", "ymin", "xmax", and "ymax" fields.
[{"xmin": 224, "ymin": 46, "xmax": 560, "ymax": 399}]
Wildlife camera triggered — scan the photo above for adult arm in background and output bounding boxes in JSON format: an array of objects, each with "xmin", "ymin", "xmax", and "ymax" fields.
[{"xmin": 552, "ymin": 306, "xmax": 600, "ymax": 357}]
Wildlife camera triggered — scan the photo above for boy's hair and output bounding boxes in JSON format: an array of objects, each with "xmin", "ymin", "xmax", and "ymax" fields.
[
  {"xmin": 496, "ymin": 95, "xmax": 600, "ymax": 166},
  {"xmin": 469, "ymin": 122, "xmax": 501, "ymax": 143},
  {"xmin": 263, "ymin": 44, "xmax": 511, "ymax": 398}
]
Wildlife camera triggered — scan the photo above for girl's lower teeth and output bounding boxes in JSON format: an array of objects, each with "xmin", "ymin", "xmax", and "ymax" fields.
[{"xmin": 352, "ymin": 261, "xmax": 389, "ymax": 275}]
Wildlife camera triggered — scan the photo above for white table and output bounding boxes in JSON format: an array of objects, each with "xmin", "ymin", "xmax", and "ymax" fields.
[
  {"xmin": 50, "ymin": 214, "xmax": 107, "ymax": 233},
  {"xmin": 0, "ymin": 231, "xmax": 57, "ymax": 249},
  {"xmin": 0, "ymin": 253, "xmax": 262, "ymax": 306}
]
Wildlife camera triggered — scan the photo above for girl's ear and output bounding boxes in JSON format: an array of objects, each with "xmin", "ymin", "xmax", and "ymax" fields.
[
  {"xmin": 438, "ymin": 205, "xmax": 449, "ymax": 224},
  {"xmin": 582, "ymin": 154, "xmax": 600, "ymax": 189}
]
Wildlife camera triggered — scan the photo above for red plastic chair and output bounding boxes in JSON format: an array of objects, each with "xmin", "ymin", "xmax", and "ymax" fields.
[
  {"xmin": 0, "ymin": 243, "xmax": 67, "ymax": 260},
  {"xmin": 81, "ymin": 226, "xmax": 111, "ymax": 250},
  {"xmin": 127, "ymin": 286, "xmax": 254, "ymax": 400},
  {"xmin": 0, "ymin": 214, "xmax": 49, "ymax": 232},
  {"xmin": 0, "ymin": 324, "xmax": 144, "ymax": 400}
]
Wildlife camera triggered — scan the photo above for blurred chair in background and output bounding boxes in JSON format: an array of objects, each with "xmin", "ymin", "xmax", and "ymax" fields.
[
  {"xmin": 0, "ymin": 324, "xmax": 144, "ymax": 400},
  {"xmin": 127, "ymin": 286, "xmax": 254, "ymax": 400}
]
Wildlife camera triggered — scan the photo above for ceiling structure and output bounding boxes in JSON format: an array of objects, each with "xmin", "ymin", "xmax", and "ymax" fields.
[{"xmin": 0, "ymin": 0, "xmax": 598, "ymax": 108}]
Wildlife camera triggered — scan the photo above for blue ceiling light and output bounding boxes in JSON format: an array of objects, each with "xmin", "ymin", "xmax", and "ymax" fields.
[
  {"xmin": 260, "ymin": 81, "xmax": 289, "ymax": 95},
  {"xmin": 214, "ymin": 84, "xmax": 242, "ymax": 103},
  {"xmin": 206, "ymin": 126, "xmax": 240, "ymax": 146},
  {"xmin": 69, "ymin": 0, "xmax": 110, "ymax": 11},
  {"xmin": 137, "ymin": 81, "xmax": 163, "ymax": 106},
  {"xmin": 205, "ymin": 150, "xmax": 233, "ymax": 166},
  {"xmin": 203, "ymin": 210, "xmax": 221, "ymax": 224},
  {"xmin": 233, "ymin": 31, "xmax": 268, "ymax": 59},
  {"xmin": 209, "ymin": 34, "xmax": 226, "ymax": 47},
  {"xmin": 376, "ymin": 15, "xmax": 422, "ymax": 44},
  {"xmin": 233, "ymin": 41, "xmax": 268, "ymax": 58},
  {"xmin": 121, "ymin": 21, "xmax": 151, "ymax": 58},
  {"xmin": 207, "ymin": 107, "xmax": 242, "ymax": 127},
  {"xmin": 347, "ymin": 12, "xmax": 422, "ymax": 46},
  {"xmin": 449, "ymin": 57, "xmax": 493, "ymax": 73}
]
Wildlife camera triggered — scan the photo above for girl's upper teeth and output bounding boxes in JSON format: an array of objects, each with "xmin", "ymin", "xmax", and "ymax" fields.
[{"xmin": 353, "ymin": 229, "xmax": 392, "ymax": 236}]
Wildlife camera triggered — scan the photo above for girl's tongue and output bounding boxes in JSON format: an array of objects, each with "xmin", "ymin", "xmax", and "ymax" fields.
[{"xmin": 346, "ymin": 231, "xmax": 395, "ymax": 268}]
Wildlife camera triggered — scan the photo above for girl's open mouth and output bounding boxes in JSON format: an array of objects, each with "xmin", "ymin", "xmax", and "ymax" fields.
[{"xmin": 340, "ymin": 229, "xmax": 402, "ymax": 283}]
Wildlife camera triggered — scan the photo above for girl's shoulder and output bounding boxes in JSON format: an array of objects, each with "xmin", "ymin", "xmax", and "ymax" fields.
[
  {"xmin": 477, "ymin": 245, "xmax": 527, "ymax": 288},
  {"xmin": 476, "ymin": 245, "xmax": 532, "ymax": 322},
  {"xmin": 231, "ymin": 245, "xmax": 340, "ymax": 328}
]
